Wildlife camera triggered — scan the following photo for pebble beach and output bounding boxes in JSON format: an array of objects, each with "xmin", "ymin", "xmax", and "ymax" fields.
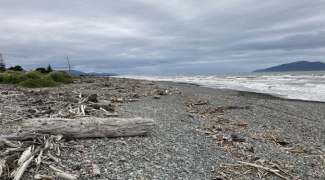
[{"xmin": 1, "ymin": 77, "xmax": 325, "ymax": 179}]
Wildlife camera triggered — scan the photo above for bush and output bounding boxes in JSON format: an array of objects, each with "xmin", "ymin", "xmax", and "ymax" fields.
[
  {"xmin": 17, "ymin": 75, "xmax": 58, "ymax": 88},
  {"xmin": 0, "ymin": 70, "xmax": 72, "ymax": 88},
  {"xmin": 49, "ymin": 71, "xmax": 73, "ymax": 83},
  {"xmin": 0, "ymin": 70, "xmax": 26, "ymax": 84},
  {"xmin": 25, "ymin": 70, "xmax": 43, "ymax": 79}
]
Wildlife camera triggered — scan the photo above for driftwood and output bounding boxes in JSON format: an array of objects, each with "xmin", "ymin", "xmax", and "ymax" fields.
[
  {"xmin": 0, "ymin": 76, "xmax": 174, "ymax": 179},
  {"xmin": 13, "ymin": 155, "xmax": 35, "ymax": 180},
  {"xmin": 0, "ymin": 160, "xmax": 5, "ymax": 177},
  {"xmin": 0, "ymin": 138, "xmax": 20, "ymax": 148},
  {"xmin": 238, "ymin": 161, "xmax": 291, "ymax": 180},
  {"xmin": 18, "ymin": 147, "xmax": 33, "ymax": 165},
  {"xmin": 50, "ymin": 165, "xmax": 78, "ymax": 180},
  {"xmin": 34, "ymin": 174, "xmax": 54, "ymax": 179},
  {"xmin": 91, "ymin": 103, "xmax": 115, "ymax": 111},
  {"xmin": 1, "ymin": 117, "xmax": 155, "ymax": 141}
]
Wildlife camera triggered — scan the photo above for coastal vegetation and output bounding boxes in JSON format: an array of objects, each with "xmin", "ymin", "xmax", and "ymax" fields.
[{"xmin": 0, "ymin": 70, "xmax": 72, "ymax": 88}]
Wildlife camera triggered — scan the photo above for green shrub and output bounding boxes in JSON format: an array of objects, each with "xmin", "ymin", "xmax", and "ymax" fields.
[
  {"xmin": 17, "ymin": 75, "xmax": 58, "ymax": 88},
  {"xmin": 25, "ymin": 70, "xmax": 43, "ymax": 79},
  {"xmin": 49, "ymin": 71, "xmax": 73, "ymax": 83},
  {"xmin": 0, "ymin": 70, "xmax": 26, "ymax": 84},
  {"xmin": 0, "ymin": 70, "xmax": 72, "ymax": 88}
]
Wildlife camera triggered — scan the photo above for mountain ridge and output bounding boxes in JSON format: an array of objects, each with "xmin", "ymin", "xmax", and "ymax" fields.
[
  {"xmin": 60, "ymin": 70, "xmax": 118, "ymax": 76},
  {"xmin": 253, "ymin": 61, "xmax": 325, "ymax": 72}
]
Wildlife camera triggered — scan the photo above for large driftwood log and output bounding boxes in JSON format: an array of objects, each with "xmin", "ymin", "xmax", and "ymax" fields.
[{"xmin": 2, "ymin": 117, "xmax": 155, "ymax": 141}]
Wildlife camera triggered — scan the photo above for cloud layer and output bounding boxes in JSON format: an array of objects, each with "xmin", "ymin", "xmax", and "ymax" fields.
[{"xmin": 1, "ymin": 0, "xmax": 325, "ymax": 74}]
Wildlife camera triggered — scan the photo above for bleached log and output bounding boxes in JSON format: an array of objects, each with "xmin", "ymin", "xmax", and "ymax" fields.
[
  {"xmin": 238, "ymin": 161, "xmax": 290, "ymax": 180},
  {"xmin": 1, "ymin": 117, "xmax": 155, "ymax": 140},
  {"xmin": 2, "ymin": 133, "xmax": 43, "ymax": 141},
  {"xmin": 50, "ymin": 165, "xmax": 77, "ymax": 180},
  {"xmin": 0, "ymin": 138, "xmax": 20, "ymax": 148},
  {"xmin": 80, "ymin": 105, "xmax": 86, "ymax": 115},
  {"xmin": 47, "ymin": 152, "xmax": 59, "ymax": 162},
  {"xmin": 18, "ymin": 146, "xmax": 32, "ymax": 165},
  {"xmin": 55, "ymin": 172, "xmax": 78, "ymax": 180},
  {"xmin": 35, "ymin": 149, "xmax": 43, "ymax": 172},
  {"xmin": 34, "ymin": 174, "xmax": 54, "ymax": 179},
  {"xmin": 5, "ymin": 147, "xmax": 25, "ymax": 154},
  {"xmin": 0, "ymin": 159, "xmax": 5, "ymax": 177},
  {"xmin": 13, "ymin": 155, "xmax": 34, "ymax": 180},
  {"xmin": 100, "ymin": 107, "xmax": 118, "ymax": 117},
  {"xmin": 49, "ymin": 165, "xmax": 62, "ymax": 172},
  {"xmin": 91, "ymin": 103, "xmax": 115, "ymax": 111}
]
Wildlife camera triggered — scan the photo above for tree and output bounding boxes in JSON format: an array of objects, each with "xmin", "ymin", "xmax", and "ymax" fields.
[
  {"xmin": 0, "ymin": 53, "xmax": 5, "ymax": 72},
  {"xmin": 8, "ymin": 65, "xmax": 23, "ymax": 71},
  {"xmin": 46, "ymin": 64, "xmax": 53, "ymax": 73},
  {"xmin": 0, "ymin": 64, "xmax": 5, "ymax": 72},
  {"xmin": 36, "ymin": 67, "xmax": 47, "ymax": 73}
]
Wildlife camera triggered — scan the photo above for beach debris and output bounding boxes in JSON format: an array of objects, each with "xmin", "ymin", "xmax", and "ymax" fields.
[
  {"xmin": 230, "ymin": 134, "xmax": 246, "ymax": 142},
  {"xmin": 187, "ymin": 99, "xmax": 298, "ymax": 179},
  {"xmin": 110, "ymin": 97, "xmax": 124, "ymax": 103},
  {"xmin": 34, "ymin": 174, "xmax": 54, "ymax": 179},
  {"xmin": 186, "ymin": 98, "xmax": 209, "ymax": 106},
  {"xmin": 212, "ymin": 158, "xmax": 294, "ymax": 180},
  {"xmin": 50, "ymin": 165, "xmax": 78, "ymax": 180},
  {"xmin": 251, "ymin": 133, "xmax": 318, "ymax": 154},
  {"xmin": 90, "ymin": 103, "xmax": 115, "ymax": 112},
  {"xmin": 186, "ymin": 100, "xmax": 250, "ymax": 117},
  {"xmin": 0, "ymin": 76, "xmax": 170, "ymax": 179},
  {"xmin": 251, "ymin": 133, "xmax": 291, "ymax": 146},
  {"xmin": 0, "ymin": 159, "xmax": 6, "ymax": 177},
  {"xmin": 1, "ymin": 117, "xmax": 156, "ymax": 141},
  {"xmin": 0, "ymin": 134, "xmax": 78, "ymax": 180},
  {"xmin": 205, "ymin": 117, "xmax": 249, "ymax": 132}
]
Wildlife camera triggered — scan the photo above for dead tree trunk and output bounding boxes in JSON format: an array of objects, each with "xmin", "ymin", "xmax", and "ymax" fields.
[
  {"xmin": 65, "ymin": 55, "xmax": 72, "ymax": 74},
  {"xmin": 1, "ymin": 117, "xmax": 155, "ymax": 141}
]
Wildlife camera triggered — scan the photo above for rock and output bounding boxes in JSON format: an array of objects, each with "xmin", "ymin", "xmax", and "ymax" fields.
[{"xmin": 88, "ymin": 94, "xmax": 98, "ymax": 103}]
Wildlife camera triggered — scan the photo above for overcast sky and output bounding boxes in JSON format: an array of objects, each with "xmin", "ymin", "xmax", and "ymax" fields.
[{"xmin": 1, "ymin": 0, "xmax": 325, "ymax": 75}]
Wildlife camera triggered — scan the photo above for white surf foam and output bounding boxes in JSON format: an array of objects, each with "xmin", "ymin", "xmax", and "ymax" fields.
[{"xmin": 121, "ymin": 72, "xmax": 325, "ymax": 102}]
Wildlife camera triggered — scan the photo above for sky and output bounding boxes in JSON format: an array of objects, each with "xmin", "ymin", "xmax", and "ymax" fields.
[{"xmin": 0, "ymin": 0, "xmax": 325, "ymax": 75}]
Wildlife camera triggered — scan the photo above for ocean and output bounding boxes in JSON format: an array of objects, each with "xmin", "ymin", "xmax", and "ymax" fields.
[{"xmin": 122, "ymin": 71, "xmax": 325, "ymax": 102}]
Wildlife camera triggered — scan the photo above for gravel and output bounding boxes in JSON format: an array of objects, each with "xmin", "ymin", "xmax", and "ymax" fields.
[
  {"xmin": 62, "ymin": 93, "xmax": 233, "ymax": 180},
  {"xmin": 1, "ymin": 79, "xmax": 325, "ymax": 179},
  {"xmin": 64, "ymin": 80, "xmax": 325, "ymax": 179}
]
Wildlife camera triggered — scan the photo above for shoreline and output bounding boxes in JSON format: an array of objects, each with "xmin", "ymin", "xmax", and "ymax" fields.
[
  {"xmin": 135, "ymin": 78, "xmax": 325, "ymax": 104},
  {"xmin": 1, "ymin": 76, "xmax": 324, "ymax": 179}
]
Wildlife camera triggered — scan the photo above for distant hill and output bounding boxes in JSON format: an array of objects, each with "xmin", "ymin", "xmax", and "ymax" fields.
[
  {"xmin": 253, "ymin": 61, "xmax": 325, "ymax": 72},
  {"xmin": 60, "ymin": 70, "xmax": 118, "ymax": 76}
]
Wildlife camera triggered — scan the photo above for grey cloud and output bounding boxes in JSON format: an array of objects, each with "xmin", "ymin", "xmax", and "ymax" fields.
[
  {"xmin": 0, "ymin": 0, "xmax": 325, "ymax": 74},
  {"xmin": 235, "ymin": 31, "xmax": 325, "ymax": 51}
]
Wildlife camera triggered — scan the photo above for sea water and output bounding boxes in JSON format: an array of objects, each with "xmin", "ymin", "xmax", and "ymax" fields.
[{"xmin": 122, "ymin": 71, "xmax": 325, "ymax": 102}]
